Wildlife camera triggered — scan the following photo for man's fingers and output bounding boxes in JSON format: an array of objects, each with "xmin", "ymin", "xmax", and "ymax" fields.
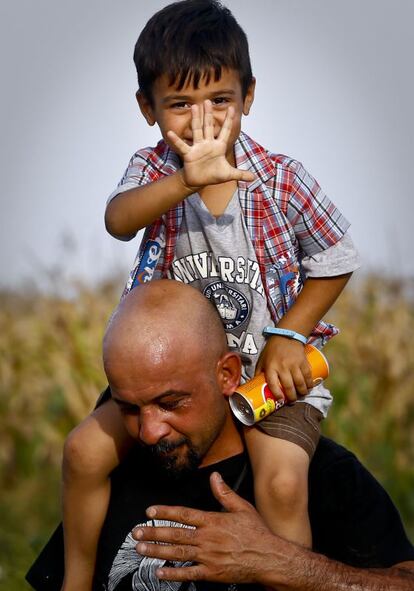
[
  {"xmin": 133, "ymin": 525, "xmax": 196, "ymax": 544},
  {"xmin": 209, "ymin": 472, "xmax": 254, "ymax": 513},
  {"xmin": 156, "ymin": 564, "xmax": 206, "ymax": 582},
  {"xmin": 136, "ymin": 539, "xmax": 196, "ymax": 563},
  {"xmin": 145, "ymin": 504, "xmax": 206, "ymax": 527}
]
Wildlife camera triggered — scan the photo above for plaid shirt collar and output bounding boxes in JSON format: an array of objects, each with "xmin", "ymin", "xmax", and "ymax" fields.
[{"xmin": 147, "ymin": 131, "xmax": 275, "ymax": 188}]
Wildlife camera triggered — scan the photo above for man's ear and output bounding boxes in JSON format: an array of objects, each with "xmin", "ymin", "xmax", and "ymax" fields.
[
  {"xmin": 136, "ymin": 90, "xmax": 156, "ymax": 126},
  {"xmin": 216, "ymin": 352, "xmax": 242, "ymax": 398},
  {"xmin": 242, "ymin": 77, "xmax": 256, "ymax": 116}
]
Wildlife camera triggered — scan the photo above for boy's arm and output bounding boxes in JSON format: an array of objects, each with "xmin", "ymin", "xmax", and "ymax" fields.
[
  {"xmin": 256, "ymin": 273, "xmax": 352, "ymax": 400},
  {"xmin": 105, "ymin": 171, "xmax": 197, "ymax": 238},
  {"xmin": 105, "ymin": 101, "xmax": 254, "ymax": 239},
  {"xmin": 259, "ymin": 160, "xmax": 360, "ymax": 400}
]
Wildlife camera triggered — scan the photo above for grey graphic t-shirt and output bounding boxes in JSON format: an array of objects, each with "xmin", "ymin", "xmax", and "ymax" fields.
[{"xmin": 168, "ymin": 191, "xmax": 273, "ymax": 382}]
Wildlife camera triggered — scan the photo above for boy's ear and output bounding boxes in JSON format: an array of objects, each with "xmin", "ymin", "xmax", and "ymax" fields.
[
  {"xmin": 243, "ymin": 77, "xmax": 256, "ymax": 116},
  {"xmin": 136, "ymin": 91, "xmax": 156, "ymax": 126},
  {"xmin": 216, "ymin": 352, "xmax": 242, "ymax": 398},
  {"xmin": 243, "ymin": 78, "xmax": 256, "ymax": 115}
]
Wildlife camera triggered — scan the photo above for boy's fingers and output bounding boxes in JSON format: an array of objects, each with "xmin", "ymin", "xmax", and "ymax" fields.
[
  {"xmin": 291, "ymin": 367, "xmax": 309, "ymax": 397},
  {"xmin": 277, "ymin": 370, "xmax": 297, "ymax": 402},
  {"xmin": 217, "ymin": 106, "xmax": 234, "ymax": 143},
  {"xmin": 203, "ymin": 100, "xmax": 214, "ymax": 140},
  {"xmin": 263, "ymin": 370, "xmax": 285, "ymax": 400},
  {"xmin": 191, "ymin": 104, "xmax": 203, "ymax": 143},
  {"xmin": 301, "ymin": 360, "xmax": 314, "ymax": 390},
  {"xmin": 167, "ymin": 131, "xmax": 191, "ymax": 155},
  {"xmin": 233, "ymin": 169, "xmax": 255, "ymax": 182}
]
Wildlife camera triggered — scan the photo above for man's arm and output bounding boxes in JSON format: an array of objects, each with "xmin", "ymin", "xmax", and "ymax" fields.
[
  {"xmin": 105, "ymin": 102, "xmax": 254, "ymax": 238},
  {"xmin": 133, "ymin": 472, "xmax": 414, "ymax": 590}
]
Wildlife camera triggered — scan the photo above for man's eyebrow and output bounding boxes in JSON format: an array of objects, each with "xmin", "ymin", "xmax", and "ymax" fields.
[
  {"xmin": 111, "ymin": 390, "xmax": 190, "ymax": 406},
  {"xmin": 154, "ymin": 390, "xmax": 191, "ymax": 402},
  {"xmin": 111, "ymin": 396, "xmax": 137, "ymax": 408}
]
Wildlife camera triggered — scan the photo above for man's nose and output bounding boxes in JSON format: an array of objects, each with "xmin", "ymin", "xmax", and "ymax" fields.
[{"xmin": 139, "ymin": 408, "xmax": 170, "ymax": 446}]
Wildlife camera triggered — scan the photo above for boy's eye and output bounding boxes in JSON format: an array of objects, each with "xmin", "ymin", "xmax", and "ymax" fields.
[
  {"xmin": 170, "ymin": 102, "xmax": 191, "ymax": 109},
  {"xmin": 211, "ymin": 97, "xmax": 230, "ymax": 106}
]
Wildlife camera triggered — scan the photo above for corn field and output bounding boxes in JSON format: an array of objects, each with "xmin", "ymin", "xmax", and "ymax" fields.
[{"xmin": 0, "ymin": 273, "xmax": 413, "ymax": 589}]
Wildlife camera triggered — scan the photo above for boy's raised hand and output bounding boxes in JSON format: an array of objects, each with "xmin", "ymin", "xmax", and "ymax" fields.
[
  {"xmin": 255, "ymin": 336, "xmax": 314, "ymax": 402},
  {"xmin": 167, "ymin": 100, "xmax": 255, "ymax": 188}
]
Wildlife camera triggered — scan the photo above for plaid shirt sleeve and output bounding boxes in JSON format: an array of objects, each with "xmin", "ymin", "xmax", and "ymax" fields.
[
  {"xmin": 285, "ymin": 159, "xmax": 350, "ymax": 256},
  {"xmin": 106, "ymin": 149, "xmax": 157, "ymax": 205}
]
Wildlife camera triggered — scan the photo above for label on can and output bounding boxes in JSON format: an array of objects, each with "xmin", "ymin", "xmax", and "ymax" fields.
[
  {"xmin": 230, "ymin": 344, "xmax": 329, "ymax": 425},
  {"xmin": 231, "ymin": 374, "xmax": 281, "ymax": 426},
  {"xmin": 253, "ymin": 398, "xmax": 277, "ymax": 423}
]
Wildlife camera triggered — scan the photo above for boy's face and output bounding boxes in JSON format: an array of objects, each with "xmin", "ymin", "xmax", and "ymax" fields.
[{"xmin": 137, "ymin": 68, "xmax": 255, "ymax": 163}]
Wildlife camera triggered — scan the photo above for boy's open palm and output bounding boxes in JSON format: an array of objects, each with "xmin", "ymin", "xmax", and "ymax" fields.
[{"xmin": 167, "ymin": 100, "xmax": 255, "ymax": 188}]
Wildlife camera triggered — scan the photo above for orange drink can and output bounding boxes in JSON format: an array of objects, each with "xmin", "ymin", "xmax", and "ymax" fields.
[{"xmin": 229, "ymin": 343, "xmax": 329, "ymax": 426}]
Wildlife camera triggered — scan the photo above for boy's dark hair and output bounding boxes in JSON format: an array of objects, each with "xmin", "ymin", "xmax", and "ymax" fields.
[{"xmin": 134, "ymin": 0, "xmax": 253, "ymax": 104}]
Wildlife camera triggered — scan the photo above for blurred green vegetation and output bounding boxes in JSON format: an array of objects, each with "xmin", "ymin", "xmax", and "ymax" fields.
[{"xmin": 0, "ymin": 274, "xmax": 413, "ymax": 590}]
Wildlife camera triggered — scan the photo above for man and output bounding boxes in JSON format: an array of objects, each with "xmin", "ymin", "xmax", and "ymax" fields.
[{"xmin": 27, "ymin": 280, "xmax": 414, "ymax": 590}]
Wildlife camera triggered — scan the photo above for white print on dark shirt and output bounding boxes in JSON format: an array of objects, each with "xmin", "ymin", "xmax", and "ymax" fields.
[
  {"xmin": 106, "ymin": 520, "xmax": 196, "ymax": 591},
  {"xmin": 106, "ymin": 519, "xmax": 238, "ymax": 591}
]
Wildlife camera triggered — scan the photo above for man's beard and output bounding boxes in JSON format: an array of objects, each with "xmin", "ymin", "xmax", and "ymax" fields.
[{"xmin": 148, "ymin": 437, "xmax": 202, "ymax": 476}]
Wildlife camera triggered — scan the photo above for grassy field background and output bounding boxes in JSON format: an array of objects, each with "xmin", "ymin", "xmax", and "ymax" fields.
[{"xmin": 0, "ymin": 273, "xmax": 413, "ymax": 589}]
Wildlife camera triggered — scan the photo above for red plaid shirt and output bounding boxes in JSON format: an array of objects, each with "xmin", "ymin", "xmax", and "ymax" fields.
[{"xmin": 116, "ymin": 132, "xmax": 350, "ymax": 344}]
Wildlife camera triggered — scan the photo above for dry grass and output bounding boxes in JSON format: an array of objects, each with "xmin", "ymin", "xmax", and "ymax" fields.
[
  {"xmin": 0, "ymin": 273, "xmax": 413, "ymax": 588},
  {"xmin": 0, "ymin": 278, "xmax": 120, "ymax": 589},
  {"xmin": 323, "ymin": 275, "xmax": 414, "ymax": 525}
]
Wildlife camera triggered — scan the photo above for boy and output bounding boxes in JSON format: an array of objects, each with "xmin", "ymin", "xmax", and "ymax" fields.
[{"xmin": 62, "ymin": 1, "xmax": 360, "ymax": 589}]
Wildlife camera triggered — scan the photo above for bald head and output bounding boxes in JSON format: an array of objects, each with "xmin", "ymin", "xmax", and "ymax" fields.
[
  {"xmin": 103, "ymin": 280, "xmax": 228, "ymax": 378},
  {"xmin": 103, "ymin": 280, "xmax": 243, "ymax": 468}
]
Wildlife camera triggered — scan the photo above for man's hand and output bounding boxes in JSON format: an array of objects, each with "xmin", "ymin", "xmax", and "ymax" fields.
[
  {"xmin": 132, "ymin": 472, "xmax": 284, "ymax": 586},
  {"xmin": 132, "ymin": 472, "xmax": 414, "ymax": 591},
  {"xmin": 255, "ymin": 336, "xmax": 314, "ymax": 402},
  {"xmin": 168, "ymin": 100, "xmax": 255, "ymax": 188}
]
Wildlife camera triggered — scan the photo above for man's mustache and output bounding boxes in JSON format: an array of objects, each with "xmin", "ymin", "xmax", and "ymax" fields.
[{"xmin": 149, "ymin": 437, "xmax": 188, "ymax": 456}]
